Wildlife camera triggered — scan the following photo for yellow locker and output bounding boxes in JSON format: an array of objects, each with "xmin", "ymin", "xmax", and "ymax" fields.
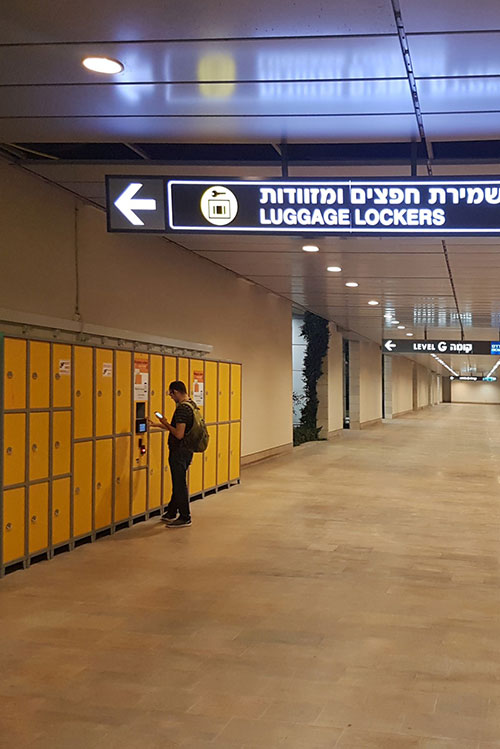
[
  {"xmin": 95, "ymin": 349, "xmax": 113, "ymax": 437},
  {"xmin": 29, "ymin": 341, "xmax": 50, "ymax": 409},
  {"xmin": 114, "ymin": 436, "xmax": 131, "ymax": 522},
  {"xmin": 115, "ymin": 350, "xmax": 132, "ymax": 434},
  {"xmin": 3, "ymin": 413, "xmax": 26, "ymax": 487},
  {"xmin": 52, "ymin": 344, "xmax": 72, "ymax": 408},
  {"xmin": 95, "ymin": 439, "xmax": 113, "ymax": 530},
  {"xmin": 189, "ymin": 359, "xmax": 205, "ymax": 415},
  {"xmin": 150, "ymin": 355, "xmax": 163, "ymax": 418},
  {"xmin": 178, "ymin": 357, "xmax": 189, "ymax": 389},
  {"xmin": 230, "ymin": 364, "xmax": 242, "ymax": 421},
  {"xmin": 29, "ymin": 412, "xmax": 49, "ymax": 481},
  {"xmin": 28, "ymin": 482, "xmax": 49, "ymax": 554},
  {"xmin": 230, "ymin": 422, "xmax": 241, "ymax": 482},
  {"xmin": 218, "ymin": 363, "xmax": 230, "ymax": 422},
  {"xmin": 3, "ymin": 338, "xmax": 26, "ymax": 410},
  {"xmin": 163, "ymin": 356, "xmax": 177, "ymax": 421},
  {"xmin": 73, "ymin": 441, "xmax": 93, "ymax": 538},
  {"xmin": 203, "ymin": 425, "xmax": 217, "ymax": 490},
  {"xmin": 52, "ymin": 411, "xmax": 71, "ymax": 476},
  {"xmin": 132, "ymin": 469, "xmax": 147, "ymax": 516},
  {"xmin": 2, "ymin": 487, "xmax": 25, "ymax": 564},
  {"xmin": 205, "ymin": 361, "xmax": 218, "ymax": 424},
  {"xmin": 189, "ymin": 452, "xmax": 203, "ymax": 496},
  {"xmin": 52, "ymin": 478, "xmax": 70, "ymax": 546},
  {"xmin": 217, "ymin": 423, "xmax": 229, "ymax": 485},
  {"xmin": 148, "ymin": 431, "xmax": 162, "ymax": 510},
  {"xmin": 74, "ymin": 346, "xmax": 93, "ymax": 438},
  {"xmin": 134, "ymin": 433, "xmax": 148, "ymax": 468},
  {"xmin": 163, "ymin": 439, "xmax": 173, "ymax": 506}
]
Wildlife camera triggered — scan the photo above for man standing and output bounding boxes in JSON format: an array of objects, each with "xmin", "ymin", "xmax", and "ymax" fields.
[{"xmin": 150, "ymin": 380, "xmax": 194, "ymax": 528}]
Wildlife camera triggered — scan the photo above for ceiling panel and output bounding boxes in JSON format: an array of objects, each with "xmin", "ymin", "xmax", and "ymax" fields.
[
  {"xmin": 400, "ymin": 0, "xmax": 500, "ymax": 32},
  {"xmin": 0, "ymin": 0, "xmax": 397, "ymax": 44},
  {"xmin": 409, "ymin": 33, "xmax": 500, "ymax": 78},
  {"xmin": 422, "ymin": 112, "xmax": 500, "ymax": 141},
  {"xmin": 418, "ymin": 77, "xmax": 500, "ymax": 113},
  {"xmin": 0, "ymin": 36, "xmax": 407, "ymax": 86}
]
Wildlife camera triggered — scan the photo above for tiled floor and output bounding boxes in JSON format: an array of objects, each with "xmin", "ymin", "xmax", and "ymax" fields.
[{"xmin": 2, "ymin": 403, "xmax": 500, "ymax": 747}]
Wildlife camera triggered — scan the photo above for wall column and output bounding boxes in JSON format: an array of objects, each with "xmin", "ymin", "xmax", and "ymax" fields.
[
  {"xmin": 349, "ymin": 340, "xmax": 361, "ymax": 429},
  {"xmin": 383, "ymin": 355, "xmax": 393, "ymax": 419}
]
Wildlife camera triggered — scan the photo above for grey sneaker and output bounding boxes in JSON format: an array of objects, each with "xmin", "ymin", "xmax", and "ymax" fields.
[
  {"xmin": 166, "ymin": 517, "xmax": 192, "ymax": 528},
  {"xmin": 161, "ymin": 513, "xmax": 177, "ymax": 524}
]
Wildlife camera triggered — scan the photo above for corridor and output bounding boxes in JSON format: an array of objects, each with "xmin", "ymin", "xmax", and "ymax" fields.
[{"xmin": 1, "ymin": 404, "xmax": 500, "ymax": 748}]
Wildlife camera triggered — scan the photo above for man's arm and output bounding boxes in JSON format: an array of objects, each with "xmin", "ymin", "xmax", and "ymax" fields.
[{"xmin": 148, "ymin": 416, "xmax": 186, "ymax": 440}]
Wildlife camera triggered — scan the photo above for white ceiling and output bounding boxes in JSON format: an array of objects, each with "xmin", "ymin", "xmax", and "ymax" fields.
[{"xmin": 2, "ymin": 0, "xmax": 500, "ymax": 377}]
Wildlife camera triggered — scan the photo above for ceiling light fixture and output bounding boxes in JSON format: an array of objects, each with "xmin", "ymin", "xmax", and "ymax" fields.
[
  {"xmin": 82, "ymin": 56, "xmax": 124, "ymax": 74},
  {"xmin": 406, "ymin": 332, "xmax": 414, "ymax": 336},
  {"xmin": 431, "ymin": 354, "xmax": 458, "ymax": 377},
  {"xmin": 345, "ymin": 282, "xmax": 358, "ymax": 287},
  {"xmin": 391, "ymin": 320, "xmax": 400, "ymax": 325},
  {"xmin": 327, "ymin": 266, "xmax": 342, "ymax": 272},
  {"xmin": 397, "ymin": 325, "xmax": 405, "ymax": 329},
  {"xmin": 302, "ymin": 245, "xmax": 319, "ymax": 252},
  {"xmin": 368, "ymin": 300, "xmax": 379, "ymax": 306},
  {"xmin": 486, "ymin": 359, "xmax": 500, "ymax": 379}
]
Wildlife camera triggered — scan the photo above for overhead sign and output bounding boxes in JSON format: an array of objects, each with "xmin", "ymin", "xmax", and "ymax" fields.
[
  {"xmin": 107, "ymin": 176, "xmax": 500, "ymax": 235},
  {"xmin": 451, "ymin": 376, "xmax": 497, "ymax": 381},
  {"xmin": 383, "ymin": 339, "xmax": 500, "ymax": 355}
]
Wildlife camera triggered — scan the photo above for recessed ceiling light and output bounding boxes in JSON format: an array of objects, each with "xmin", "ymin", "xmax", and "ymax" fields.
[
  {"xmin": 368, "ymin": 300, "xmax": 379, "ymax": 306},
  {"xmin": 397, "ymin": 325, "xmax": 405, "ymax": 329},
  {"xmin": 327, "ymin": 265, "xmax": 342, "ymax": 272},
  {"xmin": 302, "ymin": 245, "xmax": 319, "ymax": 252},
  {"xmin": 406, "ymin": 332, "xmax": 414, "ymax": 336},
  {"xmin": 82, "ymin": 56, "xmax": 124, "ymax": 74},
  {"xmin": 391, "ymin": 320, "xmax": 400, "ymax": 325},
  {"xmin": 345, "ymin": 281, "xmax": 358, "ymax": 287},
  {"xmin": 384, "ymin": 313, "xmax": 393, "ymax": 319}
]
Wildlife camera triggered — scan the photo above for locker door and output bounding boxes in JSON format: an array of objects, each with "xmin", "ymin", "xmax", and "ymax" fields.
[
  {"xmin": 189, "ymin": 359, "xmax": 205, "ymax": 415},
  {"xmin": 52, "ymin": 411, "xmax": 71, "ymax": 476},
  {"xmin": 28, "ymin": 482, "xmax": 49, "ymax": 555},
  {"xmin": 52, "ymin": 478, "xmax": 70, "ymax": 546},
  {"xmin": 218, "ymin": 363, "xmax": 230, "ymax": 422},
  {"xmin": 29, "ymin": 412, "xmax": 50, "ymax": 482},
  {"xmin": 132, "ymin": 469, "xmax": 147, "ymax": 516},
  {"xmin": 52, "ymin": 344, "xmax": 72, "ymax": 408},
  {"xmin": 163, "ymin": 356, "xmax": 177, "ymax": 421},
  {"xmin": 148, "ymin": 431, "xmax": 162, "ymax": 510},
  {"xmin": 3, "ymin": 413, "xmax": 26, "ymax": 486},
  {"xmin": 115, "ymin": 350, "xmax": 132, "ymax": 435},
  {"xmin": 74, "ymin": 346, "xmax": 93, "ymax": 439},
  {"xmin": 189, "ymin": 452, "xmax": 203, "ymax": 496},
  {"xmin": 203, "ymin": 425, "xmax": 217, "ymax": 491},
  {"xmin": 73, "ymin": 441, "xmax": 93, "ymax": 538},
  {"xmin": 178, "ymin": 357, "xmax": 189, "ymax": 389},
  {"xmin": 4, "ymin": 338, "xmax": 26, "ymax": 410},
  {"xmin": 150, "ymin": 355, "xmax": 163, "ymax": 418},
  {"xmin": 230, "ymin": 422, "xmax": 241, "ymax": 481},
  {"xmin": 205, "ymin": 361, "xmax": 218, "ymax": 424},
  {"xmin": 217, "ymin": 423, "xmax": 229, "ymax": 485},
  {"xmin": 2, "ymin": 488, "xmax": 25, "ymax": 564},
  {"xmin": 114, "ymin": 436, "xmax": 131, "ymax": 523},
  {"xmin": 96, "ymin": 349, "xmax": 113, "ymax": 437},
  {"xmin": 29, "ymin": 341, "xmax": 50, "ymax": 409},
  {"xmin": 163, "ymin": 438, "xmax": 172, "ymax": 507},
  {"xmin": 230, "ymin": 364, "xmax": 242, "ymax": 421},
  {"xmin": 95, "ymin": 439, "xmax": 113, "ymax": 530}
]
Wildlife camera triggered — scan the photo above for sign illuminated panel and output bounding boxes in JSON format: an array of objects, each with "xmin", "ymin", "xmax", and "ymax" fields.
[
  {"xmin": 106, "ymin": 176, "xmax": 500, "ymax": 236},
  {"xmin": 383, "ymin": 339, "xmax": 500, "ymax": 355}
]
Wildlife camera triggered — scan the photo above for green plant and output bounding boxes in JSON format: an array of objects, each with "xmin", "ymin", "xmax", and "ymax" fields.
[{"xmin": 293, "ymin": 312, "xmax": 329, "ymax": 446}]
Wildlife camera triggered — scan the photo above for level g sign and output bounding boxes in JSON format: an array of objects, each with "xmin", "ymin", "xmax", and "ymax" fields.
[{"xmin": 106, "ymin": 176, "xmax": 500, "ymax": 236}]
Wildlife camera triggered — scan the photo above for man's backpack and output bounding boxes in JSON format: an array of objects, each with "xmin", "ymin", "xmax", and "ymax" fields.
[{"xmin": 182, "ymin": 400, "xmax": 210, "ymax": 453}]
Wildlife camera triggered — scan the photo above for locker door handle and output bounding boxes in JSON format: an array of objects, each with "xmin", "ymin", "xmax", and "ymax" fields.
[
  {"xmin": 117, "ymin": 390, "xmax": 122, "ymax": 396},
  {"xmin": 31, "ymin": 516, "xmax": 38, "ymax": 524},
  {"xmin": 6, "ymin": 447, "xmax": 13, "ymax": 455},
  {"xmin": 6, "ymin": 370, "xmax": 13, "ymax": 379},
  {"xmin": 150, "ymin": 469, "xmax": 154, "ymax": 475},
  {"xmin": 54, "ymin": 441, "xmax": 61, "ymax": 449},
  {"xmin": 151, "ymin": 389, "xmax": 155, "ymax": 396},
  {"xmin": 5, "ymin": 523, "xmax": 13, "ymax": 531},
  {"xmin": 96, "ymin": 482, "xmax": 102, "ymax": 490},
  {"xmin": 32, "ymin": 444, "xmax": 38, "ymax": 452},
  {"xmin": 55, "ymin": 373, "xmax": 61, "ymax": 380},
  {"xmin": 116, "ymin": 477, "xmax": 121, "ymax": 484},
  {"xmin": 76, "ymin": 390, "xmax": 81, "ymax": 397},
  {"xmin": 32, "ymin": 372, "xmax": 38, "ymax": 380},
  {"xmin": 75, "ymin": 487, "xmax": 80, "ymax": 495},
  {"xmin": 97, "ymin": 390, "xmax": 102, "ymax": 397},
  {"xmin": 54, "ymin": 509, "xmax": 60, "ymax": 517}
]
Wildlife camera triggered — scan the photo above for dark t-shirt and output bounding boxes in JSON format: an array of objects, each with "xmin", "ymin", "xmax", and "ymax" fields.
[{"xmin": 168, "ymin": 400, "xmax": 194, "ymax": 451}]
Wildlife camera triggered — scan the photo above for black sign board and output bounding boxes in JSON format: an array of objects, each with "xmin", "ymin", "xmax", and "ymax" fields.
[
  {"xmin": 383, "ymin": 339, "xmax": 500, "ymax": 355},
  {"xmin": 107, "ymin": 176, "xmax": 500, "ymax": 236}
]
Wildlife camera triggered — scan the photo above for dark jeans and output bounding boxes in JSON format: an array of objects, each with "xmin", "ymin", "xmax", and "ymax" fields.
[{"xmin": 166, "ymin": 447, "xmax": 193, "ymax": 521}]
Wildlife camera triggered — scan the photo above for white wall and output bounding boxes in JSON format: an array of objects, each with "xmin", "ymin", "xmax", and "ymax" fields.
[
  {"xmin": 0, "ymin": 161, "xmax": 293, "ymax": 459},
  {"xmin": 360, "ymin": 341, "xmax": 382, "ymax": 424},
  {"xmin": 416, "ymin": 362, "xmax": 431, "ymax": 408},
  {"xmin": 328, "ymin": 325, "xmax": 344, "ymax": 434},
  {"xmin": 392, "ymin": 356, "xmax": 414, "ymax": 415},
  {"xmin": 452, "ymin": 380, "xmax": 500, "ymax": 404}
]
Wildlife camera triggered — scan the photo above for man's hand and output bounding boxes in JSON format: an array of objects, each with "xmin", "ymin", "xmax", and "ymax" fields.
[{"xmin": 148, "ymin": 417, "xmax": 168, "ymax": 430}]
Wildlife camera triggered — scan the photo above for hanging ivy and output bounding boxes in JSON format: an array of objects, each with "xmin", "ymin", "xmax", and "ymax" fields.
[{"xmin": 293, "ymin": 312, "xmax": 330, "ymax": 446}]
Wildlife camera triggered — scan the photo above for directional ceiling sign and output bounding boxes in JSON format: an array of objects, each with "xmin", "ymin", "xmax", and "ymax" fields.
[
  {"xmin": 383, "ymin": 339, "xmax": 500, "ymax": 355},
  {"xmin": 107, "ymin": 176, "xmax": 500, "ymax": 236}
]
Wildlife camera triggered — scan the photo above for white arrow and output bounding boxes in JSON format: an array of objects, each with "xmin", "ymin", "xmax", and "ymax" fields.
[
  {"xmin": 114, "ymin": 183, "xmax": 157, "ymax": 226},
  {"xmin": 384, "ymin": 340, "xmax": 396, "ymax": 351}
]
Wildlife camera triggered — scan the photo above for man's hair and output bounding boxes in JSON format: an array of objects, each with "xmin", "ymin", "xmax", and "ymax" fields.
[{"xmin": 169, "ymin": 380, "xmax": 187, "ymax": 394}]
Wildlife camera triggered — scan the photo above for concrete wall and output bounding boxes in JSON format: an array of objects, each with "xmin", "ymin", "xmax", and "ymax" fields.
[
  {"xmin": 0, "ymin": 161, "xmax": 293, "ymax": 459},
  {"xmin": 360, "ymin": 340, "xmax": 382, "ymax": 424},
  {"xmin": 392, "ymin": 356, "xmax": 414, "ymax": 415},
  {"xmin": 416, "ymin": 362, "xmax": 432, "ymax": 409},
  {"xmin": 327, "ymin": 325, "xmax": 344, "ymax": 435},
  {"xmin": 452, "ymin": 380, "xmax": 500, "ymax": 404}
]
